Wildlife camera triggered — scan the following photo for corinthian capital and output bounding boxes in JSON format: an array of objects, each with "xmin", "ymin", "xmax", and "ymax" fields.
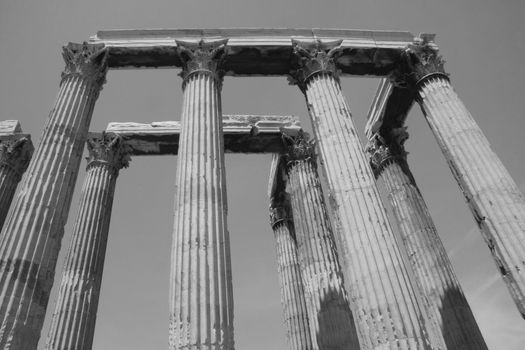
[
  {"xmin": 86, "ymin": 133, "xmax": 131, "ymax": 172},
  {"xmin": 289, "ymin": 39, "xmax": 343, "ymax": 90},
  {"xmin": 0, "ymin": 137, "xmax": 34, "ymax": 177},
  {"xmin": 282, "ymin": 131, "xmax": 316, "ymax": 168},
  {"xmin": 61, "ymin": 42, "xmax": 108, "ymax": 86},
  {"xmin": 366, "ymin": 127, "xmax": 408, "ymax": 176},
  {"xmin": 176, "ymin": 38, "xmax": 228, "ymax": 87},
  {"xmin": 394, "ymin": 39, "xmax": 449, "ymax": 88},
  {"xmin": 269, "ymin": 193, "xmax": 293, "ymax": 230}
]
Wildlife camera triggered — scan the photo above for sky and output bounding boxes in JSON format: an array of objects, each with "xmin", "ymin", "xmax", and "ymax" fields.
[{"xmin": 1, "ymin": 0, "xmax": 525, "ymax": 349}]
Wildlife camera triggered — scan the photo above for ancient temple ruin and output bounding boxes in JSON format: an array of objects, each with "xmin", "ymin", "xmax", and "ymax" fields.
[{"xmin": 0, "ymin": 28, "xmax": 524, "ymax": 350}]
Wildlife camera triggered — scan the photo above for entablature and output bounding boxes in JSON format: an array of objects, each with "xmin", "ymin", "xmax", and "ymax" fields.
[
  {"xmin": 365, "ymin": 78, "xmax": 414, "ymax": 141},
  {"xmin": 91, "ymin": 114, "xmax": 301, "ymax": 156},
  {"xmin": 0, "ymin": 120, "xmax": 33, "ymax": 146},
  {"xmin": 89, "ymin": 28, "xmax": 437, "ymax": 76}
]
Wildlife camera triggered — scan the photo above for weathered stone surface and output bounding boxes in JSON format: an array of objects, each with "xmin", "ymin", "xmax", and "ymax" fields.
[
  {"xmin": 0, "ymin": 42, "xmax": 107, "ymax": 349},
  {"xmin": 282, "ymin": 134, "xmax": 360, "ymax": 350},
  {"xmin": 367, "ymin": 128, "xmax": 488, "ymax": 350},
  {"xmin": 269, "ymin": 154, "xmax": 313, "ymax": 350},
  {"xmin": 45, "ymin": 133, "xmax": 129, "ymax": 350},
  {"xmin": 269, "ymin": 180, "xmax": 313, "ymax": 350},
  {"xmin": 101, "ymin": 115, "xmax": 301, "ymax": 155},
  {"xmin": 169, "ymin": 39, "xmax": 234, "ymax": 350},
  {"xmin": 402, "ymin": 40, "xmax": 525, "ymax": 319},
  {"xmin": 0, "ymin": 121, "xmax": 22, "ymax": 135},
  {"xmin": 290, "ymin": 39, "xmax": 438, "ymax": 349},
  {"xmin": 0, "ymin": 133, "xmax": 33, "ymax": 230},
  {"xmin": 364, "ymin": 78, "xmax": 415, "ymax": 144},
  {"xmin": 88, "ymin": 28, "xmax": 427, "ymax": 76}
]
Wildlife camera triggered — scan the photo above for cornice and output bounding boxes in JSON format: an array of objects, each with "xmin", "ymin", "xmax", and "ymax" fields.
[{"xmin": 88, "ymin": 28, "xmax": 431, "ymax": 76}]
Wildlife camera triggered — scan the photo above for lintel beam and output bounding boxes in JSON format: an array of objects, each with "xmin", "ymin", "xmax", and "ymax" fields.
[
  {"xmin": 364, "ymin": 78, "xmax": 415, "ymax": 140},
  {"xmin": 0, "ymin": 120, "xmax": 33, "ymax": 147},
  {"xmin": 91, "ymin": 114, "xmax": 301, "ymax": 155},
  {"xmin": 89, "ymin": 29, "xmax": 437, "ymax": 76}
]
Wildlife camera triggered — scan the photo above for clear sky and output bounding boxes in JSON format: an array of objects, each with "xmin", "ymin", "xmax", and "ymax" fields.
[{"xmin": 1, "ymin": 0, "xmax": 525, "ymax": 349}]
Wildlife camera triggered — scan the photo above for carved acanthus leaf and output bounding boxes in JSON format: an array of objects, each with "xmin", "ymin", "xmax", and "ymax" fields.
[
  {"xmin": 289, "ymin": 39, "xmax": 343, "ymax": 90},
  {"xmin": 269, "ymin": 194, "xmax": 293, "ymax": 229},
  {"xmin": 366, "ymin": 127, "xmax": 408, "ymax": 176},
  {"xmin": 61, "ymin": 42, "xmax": 108, "ymax": 86},
  {"xmin": 393, "ymin": 39, "xmax": 448, "ymax": 87},
  {"xmin": 176, "ymin": 38, "xmax": 228, "ymax": 86},
  {"xmin": 86, "ymin": 133, "xmax": 131, "ymax": 171},
  {"xmin": 0, "ymin": 137, "xmax": 33, "ymax": 176},
  {"xmin": 282, "ymin": 131, "xmax": 316, "ymax": 168}
]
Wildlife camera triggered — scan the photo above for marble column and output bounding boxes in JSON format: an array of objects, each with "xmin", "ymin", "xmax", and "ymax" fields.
[
  {"xmin": 283, "ymin": 133, "xmax": 360, "ymax": 350},
  {"xmin": 0, "ymin": 42, "xmax": 108, "ymax": 349},
  {"xmin": 45, "ymin": 133, "xmax": 130, "ymax": 350},
  {"xmin": 0, "ymin": 137, "xmax": 33, "ymax": 229},
  {"xmin": 367, "ymin": 128, "xmax": 487, "ymax": 349},
  {"xmin": 169, "ymin": 39, "xmax": 234, "ymax": 350},
  {"xmin": 289, "ymin": 39, "xmax": 441, "ymax": 350},
  {"xmin": 400, "ymin": 40, "xmax": 525, "ymax": 318},
  {"xmin": 269, "ymin": 193, "xmax": 313, "ymax": 350}
]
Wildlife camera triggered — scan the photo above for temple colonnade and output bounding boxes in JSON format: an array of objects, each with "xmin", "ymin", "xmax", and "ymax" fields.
[{"xmin": 0, "ymin": 29, "xmax": 522, "ymax": 350}]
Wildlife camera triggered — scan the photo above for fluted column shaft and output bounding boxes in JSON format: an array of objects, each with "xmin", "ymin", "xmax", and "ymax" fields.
[
  {"xmin": 0, "ymin": 137, "xmax": 33, "ymax": 229},
  {"xmin": 368, "ymin": 132, "xmax": 487, "ymax": 349},
  {"xmin": 45, "ymin": 134, "xmax": 129, "ymax": 350},
  {"xmin": 284, "ymin": 135, "xmax": 359, "ymax": 349},
  {"xmin": 0, "ymin": 43, "xmax": 107, "ymax": 349},
  {"xmin": 270, "ymin": 199, "xmax": 313, "ymax": 350},
  {"xmin": 402, "ymin": 42, "xmax": 525, "ymax": 318},
  {"xmin": 419, "ymin": 77, "xmax": 525, "ymax": 317},
  {"xmin": 290, "ymin": 40, "xmax": 438, "ymax": 350},
  {"xmin": 169, "ymin": 39, "xmax": 234, "ymax": 350}
]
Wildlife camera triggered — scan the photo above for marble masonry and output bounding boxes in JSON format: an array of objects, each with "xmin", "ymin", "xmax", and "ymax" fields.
[{"xmin": 0, "ymin": 28, "xmax": 522, "ymax": 350}]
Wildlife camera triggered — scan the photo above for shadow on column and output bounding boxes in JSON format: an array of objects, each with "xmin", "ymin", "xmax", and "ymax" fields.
[
  {"xmin": 317, "ymin": 286, "xmax": 360, "ymax": 349},
  {"xmin": 440, "ymin": 286, "xmax": 487, "ymax": 349}
]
